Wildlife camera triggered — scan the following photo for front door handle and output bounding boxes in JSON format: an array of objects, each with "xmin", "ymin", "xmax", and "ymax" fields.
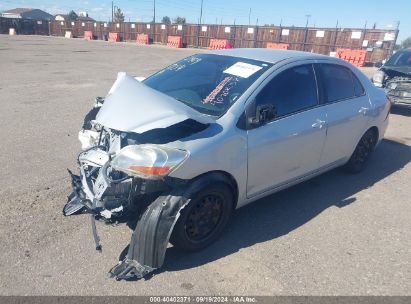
[
  {"xmin": 359, "ymin": 107, "xmax": 370, "ymax": 115},
  {"xmin": 312, "ymin": 119, "xmax": 326, "ymax": 129}
]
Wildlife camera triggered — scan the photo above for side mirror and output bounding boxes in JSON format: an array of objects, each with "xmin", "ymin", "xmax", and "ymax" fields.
[{"xmin": 249, "ymin": 104, "xmax": 277, "ymax": 126}]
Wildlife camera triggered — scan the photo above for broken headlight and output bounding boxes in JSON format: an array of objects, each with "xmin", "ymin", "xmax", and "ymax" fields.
[
  {"xmin": 372, "ymin": 70, "xmax": 385, "ymax": 87},
  {"xmin": 110, "ymin": 145, "xmax": 188, "ymax": 179}
]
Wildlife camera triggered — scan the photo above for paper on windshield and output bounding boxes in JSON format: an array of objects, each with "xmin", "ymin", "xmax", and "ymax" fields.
[{"xmin": 223, "ymin": 62, "xmax": 263, "ymax": 78}]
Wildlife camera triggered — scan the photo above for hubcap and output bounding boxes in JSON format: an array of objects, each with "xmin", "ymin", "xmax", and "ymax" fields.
[{"xmin": 185, "ymin": 194, "xmax": 224, "ymax": 242}]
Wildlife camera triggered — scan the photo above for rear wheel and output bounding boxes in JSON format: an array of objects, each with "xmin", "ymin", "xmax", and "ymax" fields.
[
  {"xmin": 344, "ymin": 129, "xmax": 377, "ymax": 173},
  {"xmin": 170, "ymin": 183, "xmax": 233, "ymax": 251}
]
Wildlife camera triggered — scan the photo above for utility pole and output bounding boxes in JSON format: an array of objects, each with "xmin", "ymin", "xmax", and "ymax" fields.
[
  {"xmin": 197, "ymin": 0, "xmax": 204, "ymax": 48},
  {"xmin": 111, "ymin": 1, "xmax": 114, "ymax": 22},
  {"xmin": 303, "ymin": 14, "xmax": 311, "ymax": 51},
  {"xmin": 153, "ymin": 0, "xmax": 156, "ymax": 23},
  {"xmin": 113, "ymin": 5, "xmax": 118, "ymax": 22},
  {"xmin": 248, "ymin": 8, "xmax": 251, "ymax": 26},
  {"xmin": 278, "ymin": 18, "xmax": 283, "ymax": 43},
  {"xmin": 199, "ymin": 0, "xmax": 204, "ymax": 25},
  {"xmin": 361, "ymin": 20, "xmax": 368, "ymax": 49},
  {"xmin": 305, "ymin": 14, "xmax": 311, "ymax": 28},
  {"xmin": 333, "ymin": 20, "xmax": 339, "ymax": 52},
  {"xmin": 153, "ymin": 0, "xmax": 156, "ymax": 44}
]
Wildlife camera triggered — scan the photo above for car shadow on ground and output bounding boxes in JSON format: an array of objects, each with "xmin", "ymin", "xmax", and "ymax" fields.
[
  {"xmin": 120, "ymin": 138, "xmax": 411, "ymax": 278},
  {"xmin": 391, "ymin": 106, "xmax": 411, "ymax": 117}
]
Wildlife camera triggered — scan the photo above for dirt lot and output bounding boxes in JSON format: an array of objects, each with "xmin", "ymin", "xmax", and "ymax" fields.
[{"xmin": 0, "ymin": 35, "xmax": 410, "ymax": 296}]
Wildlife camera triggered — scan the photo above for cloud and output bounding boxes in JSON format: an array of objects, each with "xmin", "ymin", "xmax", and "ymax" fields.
[{"xmin": 92, "ymin": 7, "xmax": 105, "ymax": 12}]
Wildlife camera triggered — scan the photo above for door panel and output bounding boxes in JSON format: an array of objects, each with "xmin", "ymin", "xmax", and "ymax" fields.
[
  {"xmin": 315, "ymin": 63, "xmax": 371, "ymax": 166},
  {"xmin": 247, "ymin": 107, "xmax": 327, "ymax": 198},
  {"xmin": 320, "ymin": 96, "xmax": 371, "ymax": 166}
]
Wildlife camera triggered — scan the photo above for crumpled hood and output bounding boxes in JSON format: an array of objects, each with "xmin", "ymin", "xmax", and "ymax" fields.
[
  {"xmin": 382, "ymin": 65, "xmax": 411, "ymax": 76},
  {"xmin": 96, "ymin": 72, "xmax": 214, "ymax": 133}
]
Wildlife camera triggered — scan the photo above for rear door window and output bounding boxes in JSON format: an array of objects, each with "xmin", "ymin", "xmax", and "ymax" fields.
[
  {"xmin": 352, "ymin": 72, "xmax": 365, "ymax": 97},
  {"xmin": 318, "ymin": 64, "xmax": 356, "ymax": 103}
]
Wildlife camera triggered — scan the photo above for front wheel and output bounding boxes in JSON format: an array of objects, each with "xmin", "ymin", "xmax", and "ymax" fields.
[
  {"xmin": 170, "ymin": 183, "xmax": 233, "ymax": 252},
  {"xmin": 344, "ymin": 129, "xmax": 377, "ymax": 174}
]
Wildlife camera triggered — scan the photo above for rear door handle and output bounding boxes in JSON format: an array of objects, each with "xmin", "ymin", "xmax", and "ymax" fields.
[
  {"xmin": 359, "ymin": 107, "xmax": 369, "ymax": 115},
  {"xmin": 312, "ymin": 119, "xmax": 326, "ymax": 129}
]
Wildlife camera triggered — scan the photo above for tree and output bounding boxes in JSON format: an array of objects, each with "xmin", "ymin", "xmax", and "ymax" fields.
[
  {"xmin": 114, "ymin": 7, "xmax": 125, "ymax": 23},
  {"xmin": 161, "ymin": 16, "xmax": 171, "ymax": 25},
  {"xmin": 401, "ymin": 37, "xmax": 411, "ymax": 49},
  {"xmin": 173, "ymin": 16, "xmax": 186, "ymax": 24},
  {"xmin": 67, "ymin": 10, "xmax": 78, "ymax": 21}
]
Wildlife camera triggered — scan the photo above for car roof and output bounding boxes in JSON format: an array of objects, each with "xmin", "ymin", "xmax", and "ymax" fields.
[{"xmin": 209, "ymin": 48, "xmax": 331, "ymax": 64}]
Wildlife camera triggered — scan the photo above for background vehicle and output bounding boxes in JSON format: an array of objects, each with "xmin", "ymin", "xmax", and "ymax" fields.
[
  {"xmin": 64, "ymin": 49, "xmax": 391, "ymax": 280},
  {"xmin": 372, "ymin": 48, "xmax": 411, "ymax": 107}
]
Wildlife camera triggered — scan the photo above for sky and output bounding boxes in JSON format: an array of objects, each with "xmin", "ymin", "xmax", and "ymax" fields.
[{"xmin": 0, "ymin": 0, "xmax": 409, "ymax": 43}]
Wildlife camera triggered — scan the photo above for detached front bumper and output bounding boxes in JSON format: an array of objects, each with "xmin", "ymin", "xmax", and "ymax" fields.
[
  {"xmin": 390, "ymin": 97, "xmax": 411, "ymax": 107},
  {"xmin": 387, "ymin": 90, "xmax": 411, "ymax": 107},
  {"xmin": 385, "ymin": 79, "xmax": 411, "ymax": 107},
  {"xmin": 64, "ymin": 170, "xmax": 98, "ymax": 216},
  {"xmin": 63, "ymin": 147, "xmax": 189, "ymax": 281}
]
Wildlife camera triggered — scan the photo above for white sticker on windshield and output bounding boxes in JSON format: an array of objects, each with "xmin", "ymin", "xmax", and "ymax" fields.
[{"xmin": 223, "ymin": 62, "xmax": 263, "ymax": 78}]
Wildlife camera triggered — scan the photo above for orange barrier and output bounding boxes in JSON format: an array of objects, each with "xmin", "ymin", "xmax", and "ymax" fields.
[
  {"xmin": 136, "ymin": 33, "xmax": 150, "ymax": 45},
  {"xmin": 336, "ymin": 48, "xmax": 367, "ymax": 67},
  {"xmin": 108, "ymin": 32, "xmax": 120, "ymax": 42},
  {"xmin": 266, "ymin": 43, "xmax": 290, "ymax": 50},
  {"xmin": 208, "ymin": 39, "xmax": 233, "ymax": 50},
  {"xmin": 84, "ymin": 31, "xmax": 93, "ymax": 40},
  {"xmin": 167, "ymin": 36, "xmax": 183, "ymax": 48}
]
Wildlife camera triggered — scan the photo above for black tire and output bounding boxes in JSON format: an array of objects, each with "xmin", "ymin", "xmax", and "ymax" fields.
[
  {"xmin": 344, "ymin": 129, "xmax": 377, "ymax": 174},
  {"xmin": 170, "ymin": 183, "xmax": 233, "ymax": 252}
]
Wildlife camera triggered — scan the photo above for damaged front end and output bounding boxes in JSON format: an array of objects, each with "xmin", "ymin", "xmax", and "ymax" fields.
[
  {"xmin": 385, "ymin": 76, "xmax": 411, "ymax": 107},
  {"xmin": 65, "ymin": 124, "xmax": 190, "ymax": 280},
  {"xmin": 374, "ymin": 53, "xmax": 411, "ymax": 107},
  {"xmin": 63, "ymin": 73, "xmax": 212, "ymax": 280}
]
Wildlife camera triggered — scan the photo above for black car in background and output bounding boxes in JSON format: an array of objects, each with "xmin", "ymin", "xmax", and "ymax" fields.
[{"xmin": 372, "ymin": 48, "xmax": 411, "ymax": 107}]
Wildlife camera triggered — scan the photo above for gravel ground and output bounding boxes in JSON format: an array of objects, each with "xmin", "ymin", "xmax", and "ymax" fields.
[{"xmin": 0, "ymin": 35, "xmax": 410, "ymax": 296}]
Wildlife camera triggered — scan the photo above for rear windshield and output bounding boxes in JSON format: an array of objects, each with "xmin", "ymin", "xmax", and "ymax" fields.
[
  {"xmin": 385, "ymin": 50, "xmax": 411, "ymax": 67},
  {"xmin": 144, "ymin": 54, "xmax": 272, "ymax": 116}
]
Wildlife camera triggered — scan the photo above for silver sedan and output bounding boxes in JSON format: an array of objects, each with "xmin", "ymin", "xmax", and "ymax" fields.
[{"xmin": 64, "ymin": 49, "xmax": 391, "ymax": 280}]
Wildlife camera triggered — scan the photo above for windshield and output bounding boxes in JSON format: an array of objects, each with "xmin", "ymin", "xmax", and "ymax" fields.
[
  {"xmin": 385, "ymin": 50, "xmax": 411, "ymax": 67},
  {"xmin": 143, "ymin": 54, "xmax": 272, "ymax": 116}
]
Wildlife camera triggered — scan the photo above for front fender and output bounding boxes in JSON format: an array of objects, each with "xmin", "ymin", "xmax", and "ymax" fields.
[{"xmin": 110, "ymin": 173, "xmax": 229, "ymax": 280}]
